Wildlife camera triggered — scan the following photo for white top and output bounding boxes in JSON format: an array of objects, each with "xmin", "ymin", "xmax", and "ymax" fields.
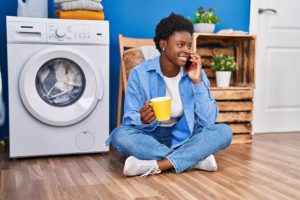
[{"xmin": 159, "ymin": 68, "xmax": 184, "ymax": 127}]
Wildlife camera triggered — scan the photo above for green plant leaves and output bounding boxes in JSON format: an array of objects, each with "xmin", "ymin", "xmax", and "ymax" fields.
[
  {"xmin": 192, "ymin": 6, "xmax": 221, "ymax": 24},
  {"xmin": 211, "ymin": 55, "xmax": 237, "ymax": 71}
]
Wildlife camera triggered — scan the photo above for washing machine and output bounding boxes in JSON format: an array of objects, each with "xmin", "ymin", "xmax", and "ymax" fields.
[{"xmin": 6, "ymin": 16, "xmax": 109, "ymax": 157}]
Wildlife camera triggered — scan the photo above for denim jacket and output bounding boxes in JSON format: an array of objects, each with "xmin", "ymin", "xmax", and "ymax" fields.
[{"xmin": 122, "ymin": 56, "xmax": 218, "ymax": 148}]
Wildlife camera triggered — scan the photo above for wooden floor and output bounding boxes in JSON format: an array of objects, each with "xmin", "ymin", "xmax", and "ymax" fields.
[{"xmin": 1, "ymin": 133, "xmax": 300, "ymax": 200}]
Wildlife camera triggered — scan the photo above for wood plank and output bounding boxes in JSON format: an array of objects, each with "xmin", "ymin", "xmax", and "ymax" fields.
[
  {"xmin": 196, "ymin": 47, "xmax": 234, "ymax": 57},
  {"xmin": 208, "ymin": 78, "xmax": 216, "ymax": 86},
  {"xmin": 234, "ymin": 40, "xmax": 242, "ymax": 85},
  {"xmin": 232, "ymin": 134, "xmax": 252, "ymax": 144},
  {"xmin": 2, "ymin": 133, "xmax": 300, "ymax": 199},
  {"xmin": 249, "ymin": 38, "xmax": 256, "ymax": 86},
  {"xmin": 217, "ymin": 112, "xmax": 252, "ymax": 123},
  {"xmin": 0, "ymin": 169, "xmax": 17, "ymax": 199},
  {"xmin": 211, "ymin": 88, "xmax": 253, "ymax": 100},
  {"xmin": 195, "ymin": 38, "xmax": 234, "ymax": 47},
  {"xmin": 217, "ymin": 101, "xmax": 253, "ymax": 111},
  {"xmin": 229, "ymin": 123, "xmax": 252, "ymax": 133},
  {"xmin": 242, "ymin": 40, "xmax": 249, "ymax": 86},
  {"xmin": 203, "ymin": 68, "xmax": 215, "ymax": 78},
  {"xmin": 211, "ymin": 87, "xmax": 254, "ymax": 90},
  {"xmin": 201, "ymin": 57, "xmax": 213, "ymax": 66},
  {"xmin": 193, "ymin": 33, "xmax": 256, "ymax": 39}
]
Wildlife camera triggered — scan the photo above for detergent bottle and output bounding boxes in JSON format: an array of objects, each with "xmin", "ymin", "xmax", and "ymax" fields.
[{"xmin": 17, "ymin": 0, "xmax": 48, "ymax": 18}]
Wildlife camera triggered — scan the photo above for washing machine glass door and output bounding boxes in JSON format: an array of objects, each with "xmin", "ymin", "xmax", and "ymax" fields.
[
  {"xmin": 36, "ymin": 58, "xmax": 85, "ymax": 107},
  {"xmin": 19, "ymin": 46, "xmax": 104, "ymax": 126}
]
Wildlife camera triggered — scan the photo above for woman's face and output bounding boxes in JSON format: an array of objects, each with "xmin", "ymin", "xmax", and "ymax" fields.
[{"xmin": 162, "ymin": 31, "xmax": 193, "ymax": 67}]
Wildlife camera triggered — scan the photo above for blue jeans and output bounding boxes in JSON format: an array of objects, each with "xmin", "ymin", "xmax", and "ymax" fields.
[{"xmin": 107, "ymin": 123, "xmax": 232, "ymax": 173}]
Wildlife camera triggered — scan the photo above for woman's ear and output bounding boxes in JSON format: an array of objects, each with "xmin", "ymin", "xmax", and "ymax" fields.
[{"xmin": 159, "ymin": 40, "xmax": 167, "ymax": 51}]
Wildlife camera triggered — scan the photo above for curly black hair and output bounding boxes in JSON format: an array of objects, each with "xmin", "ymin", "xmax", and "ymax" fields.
[{"xmin": 154, "ymin": 13, "xmax": 194, "ymax": 52}]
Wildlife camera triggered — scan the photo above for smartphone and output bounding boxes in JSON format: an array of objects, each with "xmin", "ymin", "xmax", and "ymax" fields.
[{"xmin": 184, "ymin": 56, "xmax": 195, "ymax": 72}]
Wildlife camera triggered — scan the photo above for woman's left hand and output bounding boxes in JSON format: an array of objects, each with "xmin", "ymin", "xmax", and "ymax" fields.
[{"xmin": 187, "ymin": 53, "xmax": 202, "ymax": 84}]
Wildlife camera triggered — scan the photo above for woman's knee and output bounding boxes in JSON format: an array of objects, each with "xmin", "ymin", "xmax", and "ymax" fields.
[
  {"xmin": 215, "ymin": 123, "xmax": 232, "ymax": 147},
  {"xmin": 110, "ymin": 126, "xmax": 131, "ymax": 148},
  {"xmin": 109, "ymin": 126, "xmax": 134, "ymax": 157}
]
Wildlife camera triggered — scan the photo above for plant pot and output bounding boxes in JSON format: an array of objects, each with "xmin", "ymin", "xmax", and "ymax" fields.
[
  {"xmin": 193, "ymin": 23, "xmax": 215, "ymax": 33},
  {"xmin": 216, "ymin": 71, "xmax": 232, "ymax": 87}
]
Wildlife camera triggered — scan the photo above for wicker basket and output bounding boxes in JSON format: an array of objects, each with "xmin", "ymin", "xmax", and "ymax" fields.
[{"xmin": 122, "ymin": 47, "xmax": 145, "ymax": 77}]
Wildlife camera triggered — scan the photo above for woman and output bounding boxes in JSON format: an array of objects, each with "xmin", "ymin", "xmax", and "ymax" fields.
[{"xmin": 106, "ymin": 13, "xmax": 232, "ymax": 176}]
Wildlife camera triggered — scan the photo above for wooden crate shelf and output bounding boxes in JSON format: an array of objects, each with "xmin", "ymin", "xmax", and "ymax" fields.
[
  {"xmin": 193, "ymin": 33, "xmax": 256, "ymax": 88},
  {"xmin": 211, "ymin": 87, "xmax": 253, "ymax": 100},
  {"xmin": 232, "ymin": 134, "xmax": 252, "ymax": 144},
  {"xmin": 193, "ymin": 33, "xmax": 256, "ymax": 144},
  {"xmin": 229, "ymin": 123, "xmax": 252, "ymax": 133},
  {"xmin": 217, "ymin": 101, "xmax": 253, "ymax": 111},
  {"xmin": 217, "ymin": 112, "xmax": 252, "ymax": 123}
]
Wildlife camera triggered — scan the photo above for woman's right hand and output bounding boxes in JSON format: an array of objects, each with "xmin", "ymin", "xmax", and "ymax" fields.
[{"xmin": 140, "ymin": 100, "xmax": 156, "ymax": 124}]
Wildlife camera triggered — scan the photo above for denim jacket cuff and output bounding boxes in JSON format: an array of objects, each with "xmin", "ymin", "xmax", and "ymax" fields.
[{"xmin": 139, "ymin": 120, "xmax": 158, "ymax": 132}]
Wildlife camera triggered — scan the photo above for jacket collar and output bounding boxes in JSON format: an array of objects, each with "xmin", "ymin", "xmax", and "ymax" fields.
[{"xmin": 146, "ymin": 56, "xmax": 188, "ymax": 77}]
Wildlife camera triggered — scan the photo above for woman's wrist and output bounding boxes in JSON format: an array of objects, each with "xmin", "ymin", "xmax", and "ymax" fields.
[{"xmin": 191, "ymin": 77, "xmax": 202, "ymax": 84}]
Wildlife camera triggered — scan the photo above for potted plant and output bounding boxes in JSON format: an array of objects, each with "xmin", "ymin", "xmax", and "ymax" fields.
[
  {"xmin": 211, "ymin": 55, "xmax": 237, "ymax": 87},
  {"xmin": 189, "ymin": 6, "xmax": 221, "ymax": 33}
]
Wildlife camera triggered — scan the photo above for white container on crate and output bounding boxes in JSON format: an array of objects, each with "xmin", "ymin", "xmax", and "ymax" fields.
[
  {"xmin": 17, "ymin": 0, "xmax": 48, "ymax": 18},
  {"xmin": 193, "ymin": 23, "xmax": 215, "ymax": 33},
  {"xmin": 216, "ymin": 71, "xmax": 232, "ymax": 87}
]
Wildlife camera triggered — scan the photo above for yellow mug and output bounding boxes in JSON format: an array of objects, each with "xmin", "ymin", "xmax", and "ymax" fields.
[{"xmin": 151, "ymin": 97, "xmax": 171, "ymax": 121}]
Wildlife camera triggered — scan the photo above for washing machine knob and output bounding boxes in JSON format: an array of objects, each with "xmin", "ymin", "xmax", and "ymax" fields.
[{"xmin": 56, "ymin": 28, "xmax": 65, "ymax": 37}]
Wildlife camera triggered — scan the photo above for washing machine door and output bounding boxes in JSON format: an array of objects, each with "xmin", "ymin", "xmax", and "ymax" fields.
[{"xmin": 19, "ymin": 46, "xmax": 104, "ymax": 126}]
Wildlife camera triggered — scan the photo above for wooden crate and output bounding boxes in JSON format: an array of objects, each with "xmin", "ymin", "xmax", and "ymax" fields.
[
  {"xmin": 193, "ymin": 33, "xmax": 256, "ymax": 144},
  {"xmin": 193, "ymin": 33, "xmax": 256, "ymax": 87},
  {"xmin": 212, "ymin": 87, "xmax": 253, "ymax": 144}
]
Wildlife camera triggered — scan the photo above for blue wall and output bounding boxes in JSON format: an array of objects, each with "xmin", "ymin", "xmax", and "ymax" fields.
[{"xmin": 0, "ymin": 0, "xmax": 250, "ymax": 140}]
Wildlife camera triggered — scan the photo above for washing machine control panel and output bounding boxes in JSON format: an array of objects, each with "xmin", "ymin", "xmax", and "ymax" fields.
[
  {"xmin": 55, "ymin": 28, "xmax": 66, "ymax": 38},
  {"xmin": 47, "ymin": 23, "xmax": 109, "ymax": 44}
]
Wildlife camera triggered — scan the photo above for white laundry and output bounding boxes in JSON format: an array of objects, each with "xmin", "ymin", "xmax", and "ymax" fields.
[
  {"xmin": 140, "ymin": 46, "xmax": 160, "ymax": 60},
  {"xmin": 56, "ymin": 0, "xmax": 103, "ymax": 11},
  {"xmin": 54, "ymin": 0, "xmax": 101, "ymax": 3},
  {"xmin": 54, "ymin": 63, "xmax": 82, "ymax": 92},
  {"xmin": 68, "ymin": 65, "xmax": 83, "ymax": 87},
  {"xmin": 38, "ymin": 67, "xmax": 50, "ymax": 83},
  {"xmin": 53, "ymin": 64, "xmax": 71, "ymax": 92}
]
